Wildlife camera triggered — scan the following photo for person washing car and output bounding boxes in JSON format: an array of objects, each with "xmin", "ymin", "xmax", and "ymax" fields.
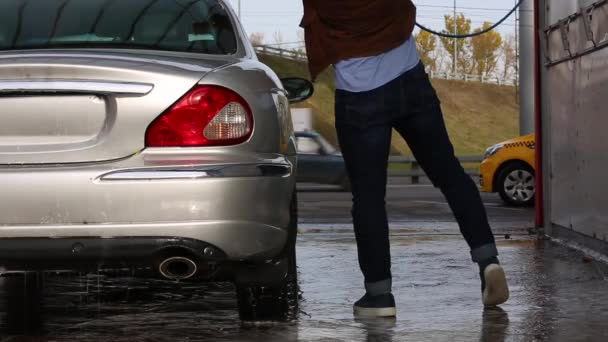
[{"xmin": 300, "ymin": 0, "xmax": 509, "ymax": 317}]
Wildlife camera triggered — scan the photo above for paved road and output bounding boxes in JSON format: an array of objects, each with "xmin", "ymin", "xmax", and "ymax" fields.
[
  {"xmin": 298, "ymin": 182, "xmax": 534, "ymax": 229},
  {"xmin": 2, "ymin": 185, "xmax": 607, "ymax": 341}
]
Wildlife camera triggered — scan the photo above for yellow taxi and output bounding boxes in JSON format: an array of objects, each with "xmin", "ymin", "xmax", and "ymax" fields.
[{"xmin": 480, "ymin": 134, "xmax": 536, "ymax": 206}]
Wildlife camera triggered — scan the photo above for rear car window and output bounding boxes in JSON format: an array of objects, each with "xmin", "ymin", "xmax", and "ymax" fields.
[{"xmin": 0, "ymin": 0, "xmax": 237, "ymax": 55}]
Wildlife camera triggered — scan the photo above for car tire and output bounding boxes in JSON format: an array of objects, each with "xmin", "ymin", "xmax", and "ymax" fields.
[
  {"xmin": 235, "ymin": 192, "xmax": 299, "ymax": 321},
  {"xmin": 496, "ymin": 161, "xmax": 535, "ymax": 206}
]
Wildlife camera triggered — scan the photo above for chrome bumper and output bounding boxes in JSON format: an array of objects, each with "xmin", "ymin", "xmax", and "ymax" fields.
[{"xmin": 0, "ymin": 153, "xmax": 296, "ymax": 261}]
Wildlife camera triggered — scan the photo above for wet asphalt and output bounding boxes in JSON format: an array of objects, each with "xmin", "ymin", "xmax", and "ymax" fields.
[{"xmin": 1, "ymin": 183, "xmax": 607, "ymax": 341}]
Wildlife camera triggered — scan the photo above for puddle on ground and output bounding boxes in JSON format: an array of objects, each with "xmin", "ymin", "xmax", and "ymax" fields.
[{"xmin": 0, "ymin": 235, "xmax": 607, "ymax": 341}]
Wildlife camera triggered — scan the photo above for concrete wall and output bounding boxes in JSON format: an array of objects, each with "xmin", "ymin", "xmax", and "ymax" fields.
[{"xmin": 541, "ymin": 0, "xmax": 608, "ymax": 253}]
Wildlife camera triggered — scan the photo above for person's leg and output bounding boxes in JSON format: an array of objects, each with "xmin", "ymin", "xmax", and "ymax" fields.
[
  {"xmin": 392, "ymin": 68, "xmax": 496, "ymax": 258},
  {"xmin": 391, "ymin": 64, "xmax": 508, "ymax": 305},
  {"xmin": 334, "ymin": 88, "xmax": 394, "ymax": 300}
]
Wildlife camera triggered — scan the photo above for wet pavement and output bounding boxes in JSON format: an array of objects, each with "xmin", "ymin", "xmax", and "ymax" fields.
[{"xmin": 1, "ymin": 185, "xmax": 607, "ymax": 341}]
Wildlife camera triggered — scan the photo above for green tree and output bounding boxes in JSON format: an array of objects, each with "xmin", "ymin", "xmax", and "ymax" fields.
[
  {"xmin": 471, "ymin": 22, "xmax": 503, "ymax": 76},
  {"xmin": 415, "ymin": 30, "xmax": 438, "ymax": 71},
  {"xmin": 440, "ymin": 14, "xmax": 473, "ymax": 74}
]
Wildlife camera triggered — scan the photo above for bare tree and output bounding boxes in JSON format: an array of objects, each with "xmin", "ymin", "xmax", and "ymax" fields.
[
  {"xmin": 500, "ymin": 34, "xmax": 517, "ymax": 80},
  {"xmin": 296, "ymin": 28, "xmax": 305, "ymax": 43},
  {"xmin": 249, "ymin": 32, "xmax": 265, "ymax": 46},
  {"xmin": 273, "ymin": 30, "xmax": 284, "ymax": 49},
  {"xmin": 293, "ymin": 29, "xmax": 306, "ymax": 57},
  {"xmin": 435, "ymin": 44, "xmax": 450, "ymax": 74}
]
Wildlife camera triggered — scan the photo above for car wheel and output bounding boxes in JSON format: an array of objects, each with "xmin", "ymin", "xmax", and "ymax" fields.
[
  {"xmin": 235, "ymin": 192, "xmax": 299, "ymax": 321},
  {"xmin": 497, "ymin": 161, "xmax": 535, "ymax": 206}
]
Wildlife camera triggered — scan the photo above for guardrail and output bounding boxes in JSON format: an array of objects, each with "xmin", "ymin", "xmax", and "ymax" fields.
[
  {"xmin": 254, "ymin": 45, "xmax": 518, "ymax": 86},
  {"xmin": 254, "ymin": 45, "xmax": 307, "ymax": 62},
  {"xmin": 427, "ymin": 71, "xmax": 517, "ymax": 86},
  {"xmin": 388, "ymin": 155, "xmax": 484, "ymax": 184}
]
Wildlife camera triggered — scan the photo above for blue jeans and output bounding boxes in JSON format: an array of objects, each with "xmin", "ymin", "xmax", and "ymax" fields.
[{"xmin": 335, "ymin": 62, "xmax": 498, "ymax": 288}]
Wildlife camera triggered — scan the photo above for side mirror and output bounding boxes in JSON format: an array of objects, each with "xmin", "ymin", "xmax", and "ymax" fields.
[{"xmin": 281, "ymin": 77, "xmax": 314, "ymax": 103}]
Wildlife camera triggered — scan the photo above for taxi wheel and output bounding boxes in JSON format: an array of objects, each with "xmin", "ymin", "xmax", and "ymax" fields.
[{"xmin": 497, "ymin": 162, "xmax": 535, "ymax": 206}]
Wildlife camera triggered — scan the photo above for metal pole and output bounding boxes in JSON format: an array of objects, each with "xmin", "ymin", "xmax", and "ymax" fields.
[
  {"xmin": 519, "ymin": 0, "xmax": 535, "ymax": 135},
  {"xmin": 515, "ymin": 0, "xmax": 520, "ymax": 102},
  {"xmin": 238, "ymin": 0, "xmax": 241, "ymax": 18},
  {"xmin": 453, "ymin": 0, "xmax": 457, "ymax": 75},
  {"xmin": 534, "ymin": 0, "xmax": 545, "ymax": 229}
]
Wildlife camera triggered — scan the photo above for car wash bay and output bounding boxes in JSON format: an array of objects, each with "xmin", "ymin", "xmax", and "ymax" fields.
[{"xmin": 2, "ymin": 0, "xmax": 608, "ymax": 340}]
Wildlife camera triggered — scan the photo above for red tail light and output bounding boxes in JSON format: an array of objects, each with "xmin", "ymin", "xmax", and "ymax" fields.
[{"xmin": 145, "ymin": 85, "xmax": 253, "ymax": 147}]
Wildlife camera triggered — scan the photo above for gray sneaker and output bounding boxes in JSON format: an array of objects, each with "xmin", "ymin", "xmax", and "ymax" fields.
[
  {"xmin": 353, "ymin": 293, "xmax": 397, "ymax": 317},
  {"xmin": 482, "ymin": 264, "xmax": 510, "ymax": 306}
]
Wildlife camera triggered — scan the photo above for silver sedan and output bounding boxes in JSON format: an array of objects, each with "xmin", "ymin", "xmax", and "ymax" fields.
[{"xmin": 0, "ymin": 0, "xmax": 312, "ymax": 321}]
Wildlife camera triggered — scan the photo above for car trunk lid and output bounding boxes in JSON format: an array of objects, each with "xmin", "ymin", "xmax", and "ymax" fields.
[{"xmin": 0, "ymin": 50, "xmax": 234, "ymax": 165}]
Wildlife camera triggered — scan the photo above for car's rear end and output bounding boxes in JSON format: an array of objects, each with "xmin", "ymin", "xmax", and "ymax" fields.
[{"xmin": 0, "ymin": 0, "xmax": 300, "ymax": 319}]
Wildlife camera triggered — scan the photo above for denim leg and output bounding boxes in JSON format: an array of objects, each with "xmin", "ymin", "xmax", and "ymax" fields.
[
  {"xmin": 335, "ymin": 90, "xmax": 393, "ymax": 284},
  {"xmin": 392, "ymin": 69, "xmax": 497, "ymax": 261}
]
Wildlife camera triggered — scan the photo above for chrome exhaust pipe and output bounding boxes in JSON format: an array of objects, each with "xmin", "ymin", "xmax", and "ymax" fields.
[{"xmin": 158, "ymin": 256, "xmax": 198, "ymax": 280}]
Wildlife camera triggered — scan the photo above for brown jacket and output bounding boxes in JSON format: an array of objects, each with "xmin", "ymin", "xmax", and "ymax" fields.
[{"xmin": 300, "ymin": 0, "xmax": 416, "ymax": 80}]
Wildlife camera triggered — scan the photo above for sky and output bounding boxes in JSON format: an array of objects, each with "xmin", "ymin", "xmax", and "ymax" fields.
[{"xmin": 225, "ymin": 0, "xmax": 531, "ymax": 47}]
